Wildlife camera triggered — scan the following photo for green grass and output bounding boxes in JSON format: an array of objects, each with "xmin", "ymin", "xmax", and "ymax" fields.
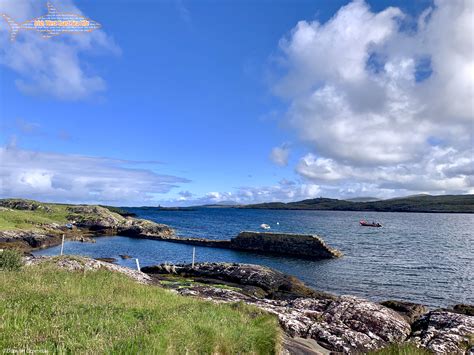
[
  {"xmin": 0, "ymin": 262, "xmax": 280, "ymax": 354},
  {"xmin": 0, "ymin": 205, "xmax": 69, "ymax": 231}
]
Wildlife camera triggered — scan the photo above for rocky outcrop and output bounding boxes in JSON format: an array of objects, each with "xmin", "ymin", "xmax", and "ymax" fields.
[
  {"xmin": 144, "ymin": 261, "xmax": 474, "ymax": 354},
  {"xmin": 453, "ymin": 304, "xmax": 474, "ymax": 317},
  {"xmin": 0, "ymin": 199, "xmax": 52, "ymax": 212},
  {"xmin": 230, "ymin": 232, "xmax": 342, "ymax": 259},
  {"xmin": 0, "ymin": 230, "xmax": 62, "ymax": 250},
  {"xmin": 0, "ymin": 203, "xmax": 174, "ymax": 252},
  {"xmin": 143, "ymin": 262, "xmax": 412, "ymax": 353},
  {"xmin": 66, "ymin": 205, "xmax": 175, "ymax": 238},
  {"xmin": 142, "ymin": 262, "xmax": 334, "ymax": 300},
  {"xmin": 380, "ymin": 300, "xmax": 429, "ymax": 324},
  {"xmin": 410, "ymin": 310, "xmax": 474, "ymax": 354},
  {"xmin": 24, "ymin": 255, "xmax": 152, "ymax": 284}
]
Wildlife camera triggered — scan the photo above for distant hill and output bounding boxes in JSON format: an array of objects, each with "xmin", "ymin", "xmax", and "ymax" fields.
[
  {"xmin": 344, "ymin": 197, "xmax": 380, "ymax": 202},
  {"xmin": 240, "ymin": 195, "xmax": 474, "ymax": 213}
]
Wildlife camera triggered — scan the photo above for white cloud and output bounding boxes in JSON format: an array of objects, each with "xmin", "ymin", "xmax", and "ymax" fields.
[
  {"xmin": 0, "ymin": 146, "xmax": 189, "ymax": 205},
  {"xmin": 296, "ymin": 147, "xmax": 472, "ymax": 195},
  {"xmin": 270, "ymin": 143, "xmax": 290, "ymax": 166},
  {"xmin": 0, "ymin": 0, "xmax": 120, "ymax": 100},
  {"xmin": 167, "ymin": 179, "xmax": 321, "ymax": 206},
  {"xmin": 272, "ymin": 0, "xmax": 473, "ymax": 195}
]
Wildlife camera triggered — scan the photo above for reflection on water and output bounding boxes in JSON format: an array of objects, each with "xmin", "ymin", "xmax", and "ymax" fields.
[{"xmin": 34, "ymin": 208, "xmax": 474, "ymax": 307}]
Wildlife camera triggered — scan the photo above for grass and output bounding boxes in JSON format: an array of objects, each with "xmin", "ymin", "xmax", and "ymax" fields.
[
  {"xmin": 0, "ymin": 205, "xmax": 69, "ymax": 231},
  {"xmin": 0, "ymin": 250, "xmax": 23, "ymax": 271},
  {"xmin": 0, "ymin": 261, "xmax": 280, "ymax": 354}
]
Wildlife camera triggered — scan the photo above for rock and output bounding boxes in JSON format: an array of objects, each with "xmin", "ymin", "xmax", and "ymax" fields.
[
  {"xmin": 452, "ymin": 304, "xmax": 474, "ymax": 317},
  {"xmin": 410, "ymin": 310, "xmax": 474, "ymax": 354},
  {"xmin": 142, "ymin": 262, "xmax": 412, "ymax": 353},
  {"xmin": 66, "ymin": 205, "xmax": 175, "ymax": 238},
  {"xmin": 0, "ymin": 202, "xmax": 175, "ymax": 252},
  {"xmin": 66, "ymin": 205, "xmax": 125, "ymax": 230},
  {"xmin": 0, "ymin": 230, "xmax": 62, "ymax": 250},
  {"xmin": 119, "ymin": 254, "xmax": 132, "ymax": 259},
  {"xmin": 380, "ymin": 300, "xmax": 428, "ymax": 324},
  {"xmin": 168, "ymin": 283, "xmax": 411, "ymax": 353},
  {"xmin": 69, "ymin": 235, "xmax": 96, "ymax": 243},
  {"xmin": 281, "ymin": 334, "xmax": 330, "ymax": 355},
  {"xmin": 95, "ymin": 257, "xmax": 117, "ymax": 263},
  {"xmin": 142, "ymin": 262, "xmax": 333, "ymax": 300},
  {"xmin": 23, "ymin": 255, "xmax": 152, "ymax": 284},
  {"xmin": 0, "ymin": 199, "xmax": 51, "ymax": 212}
]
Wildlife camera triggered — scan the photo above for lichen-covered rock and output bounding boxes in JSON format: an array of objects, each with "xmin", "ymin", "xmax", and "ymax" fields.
[
  {"xmin": 66, "ymin": 205, "xmax": 175, "ymax": 238},
  {"xmin": 410, "ymin": 310, "xmax": 474, "ymax": 354},
  {"xmin": 66, "ymin": 205, "xmax": 126, "ymax": 229},
  {"xmin": 143, "ymin": 262, "xmax": 411, "ymax": 353},
  {"xmin": 24, "ymin": 255, "xmax": 152, "ymax": 284},
  {"xmin": 167, "ymin": 284, "xmax": 411, "ymax": 353},
  {"xmin": 0, "ymin": 230, "xmax": 62, "ymax": 249},
  {"xmin": 0, "ymin": 199, "xmax": 52, "ymax": 212},
  {"xmin": 142, "ymin": 262, "xmax": 333, "ymax": 300}
]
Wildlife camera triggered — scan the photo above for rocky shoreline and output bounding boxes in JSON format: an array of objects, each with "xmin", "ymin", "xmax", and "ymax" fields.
[
  {"xmin": 22, "ymin": 256, "xmax": 474, "ymax": 354},
  {"xmin": 0, "ymin": 199, "xmax": 342, "ymax": 260},
  {"xmin": 142, "ymin": 262, "xmax": 474, "ymax": 354},
  {"xmin": 2, "ymin": 199, "xmax": 473, "ymax": 353}
]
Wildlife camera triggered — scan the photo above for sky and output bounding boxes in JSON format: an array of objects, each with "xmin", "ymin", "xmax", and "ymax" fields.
[{"xmin": 0, "ymin": 0, "xmax": 472, "ymax": 206}]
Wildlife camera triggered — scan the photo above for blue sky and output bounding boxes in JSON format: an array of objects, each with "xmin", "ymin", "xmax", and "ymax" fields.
[{"xmin": 0, "ymin": 0, "xmax": 472, "ymax": 205}]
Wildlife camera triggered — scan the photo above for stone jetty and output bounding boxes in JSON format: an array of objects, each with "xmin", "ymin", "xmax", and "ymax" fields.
[{"xmin": 143, "ymin": 231, "xmax": 343, "ymax": 260}]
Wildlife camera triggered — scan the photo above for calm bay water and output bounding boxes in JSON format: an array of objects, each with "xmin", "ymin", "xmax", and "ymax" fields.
[{"xmin": 34, "ymin": 208, "xmax": 474, "ymax": 307}]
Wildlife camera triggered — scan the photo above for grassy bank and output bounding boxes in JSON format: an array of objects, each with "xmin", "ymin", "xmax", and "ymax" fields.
[
  {"xmin": 0, "ymin": 199, "xmax": 132, "ymax": 231},
  {"xmin": 0, "ymin": 207, "xmax": 68, "ymax": 231},
  {"xmin": 0, "ymin": 260, "xmax": 280, "ymax": 353}
]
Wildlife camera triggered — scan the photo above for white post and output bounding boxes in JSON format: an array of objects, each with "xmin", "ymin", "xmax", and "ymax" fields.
[
  {"xmin": 60, "ymin": 234, "xmax": 65, "ymax": 256},
  {"xmin": 192, "ymin": 247, "xmax": 195, "ymax": 268},
  {"xmin": 135, "ymin": 258, "xmax": 140, "ymax": 271}
]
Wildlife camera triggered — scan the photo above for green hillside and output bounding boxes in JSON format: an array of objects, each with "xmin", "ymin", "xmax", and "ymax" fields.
[{"xmin": 241, "ymin": 195, "xmax": 474, "ymax": 213}]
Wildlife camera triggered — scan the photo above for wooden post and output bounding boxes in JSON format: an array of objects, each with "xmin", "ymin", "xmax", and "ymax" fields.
[
  {"xmin": 135, "ymin": 258, "xmax": 140, "ymax": 271},
  {"xmin": 60, "ymin": 234, "xmax": 65, "ymax": 256},
  {"xmin": 192, "ymin": 247, "xmax": 195, "ymax": 269}
]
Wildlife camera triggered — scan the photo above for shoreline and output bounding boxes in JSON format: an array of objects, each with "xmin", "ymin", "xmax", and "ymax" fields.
[{"xmin": 17, "ymin": 255, "xmax": 474, "ymax": 354}]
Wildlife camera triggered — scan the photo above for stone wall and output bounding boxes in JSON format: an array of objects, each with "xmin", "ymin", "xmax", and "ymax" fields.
[
  {"xmin": 141, "ymin": 231, "xmax": 342, "ymax": 260},
  {"xmin": 230, "ymin": 231, "xmax": 342, "ymax": 259}
]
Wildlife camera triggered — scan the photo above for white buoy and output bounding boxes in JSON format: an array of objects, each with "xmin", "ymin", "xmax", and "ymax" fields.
[
  {"xmin": 260, "ymin": 223, "xmax": 270, "ymax": 230},
  {"xmin": 276, "ymin": 222, "xmax": 280, "ymax": 225}
]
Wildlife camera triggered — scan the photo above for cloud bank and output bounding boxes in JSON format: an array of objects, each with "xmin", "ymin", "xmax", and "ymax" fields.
[
  {"xmin": 273, "ymin": 0, "xmax": 473, "ymax": 197},
  {"xmin": 170, "ymin": 179, "xmax": 321, "ymax": 206},
  {"xmin": 0, "ymin": 146, "xmax": 189, "ymax": 205}
]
